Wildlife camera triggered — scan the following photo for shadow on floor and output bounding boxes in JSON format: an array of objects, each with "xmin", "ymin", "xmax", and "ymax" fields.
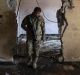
[{"xmin": 0, "ymin": 57, "xmax": 80, "ymax": 75}]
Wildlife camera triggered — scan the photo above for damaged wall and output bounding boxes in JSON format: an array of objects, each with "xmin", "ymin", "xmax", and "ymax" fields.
[
  {"xmin": 63, "ymin": 0, "xmax": 80, "ymax": 61},
  {"xmin": 0, "ymin": 0, "xmax": 17, "ymax": 61}
]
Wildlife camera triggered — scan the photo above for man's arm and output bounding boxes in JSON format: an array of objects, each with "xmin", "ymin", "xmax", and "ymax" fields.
[
  {"xmin": 21, "ymin": 16, "xmax": 27, "ymax": 31},
  {"xmin": 37, "ymin": 16, "xmax": 45, "ymax": 41},
  {"xmin": 56, "ymin": 10, "xmax": 59, "ymax": 19},
  {"xmin": 41, "ymin": 17, "xmax": 45, "ymax": 41}
]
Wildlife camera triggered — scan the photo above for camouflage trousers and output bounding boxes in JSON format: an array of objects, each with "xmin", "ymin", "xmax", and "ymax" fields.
[{"xmin": 26, "ymin": 40, "xmax": 41, "ymax": 65}]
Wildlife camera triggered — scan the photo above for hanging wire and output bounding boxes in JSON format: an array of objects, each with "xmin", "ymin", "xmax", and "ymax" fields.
[
  {"xmin": 16, "ymin": 0, "xmax": 22, "ymax": 17},
  {"xmin": 35, "ymin": 0, "xmax": 57, "ymax": 23}
]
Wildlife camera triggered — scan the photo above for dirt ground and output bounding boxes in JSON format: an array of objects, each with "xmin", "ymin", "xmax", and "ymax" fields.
[{"xmin": 0, "ymin": 56, "xmax": 80, "ymax": 75}]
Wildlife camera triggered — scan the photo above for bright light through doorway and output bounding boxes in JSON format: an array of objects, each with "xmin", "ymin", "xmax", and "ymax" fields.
[{"xmin": 17, "ymin": 0, "xmax": 62, "ymax": 37}]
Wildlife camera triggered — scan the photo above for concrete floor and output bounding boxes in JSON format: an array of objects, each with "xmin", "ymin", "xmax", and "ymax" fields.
[{"xmin": 0, "ymin": 57, "xmax": 80, "ymax": 75}]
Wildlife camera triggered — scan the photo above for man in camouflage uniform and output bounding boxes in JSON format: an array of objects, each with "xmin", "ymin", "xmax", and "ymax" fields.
[{"xmin": 21, "ymin": 7, "xmax": 45, "ymax": 69}]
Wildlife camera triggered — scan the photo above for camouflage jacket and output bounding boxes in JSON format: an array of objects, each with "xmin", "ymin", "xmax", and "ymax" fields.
[{"xmin": 21, "ymin": 14, "xmax": 45, "ymax": 41}]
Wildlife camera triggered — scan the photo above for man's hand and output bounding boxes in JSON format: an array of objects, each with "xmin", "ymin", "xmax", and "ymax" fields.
[{"xmin": 41, "ymin": 36, "xmax": 45, "ymax": 42}]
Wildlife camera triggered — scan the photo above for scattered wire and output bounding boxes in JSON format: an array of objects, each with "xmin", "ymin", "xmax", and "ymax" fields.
[{"xmin": 35, "ymin": 0, "xmax": 57, "ymax": 23}]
